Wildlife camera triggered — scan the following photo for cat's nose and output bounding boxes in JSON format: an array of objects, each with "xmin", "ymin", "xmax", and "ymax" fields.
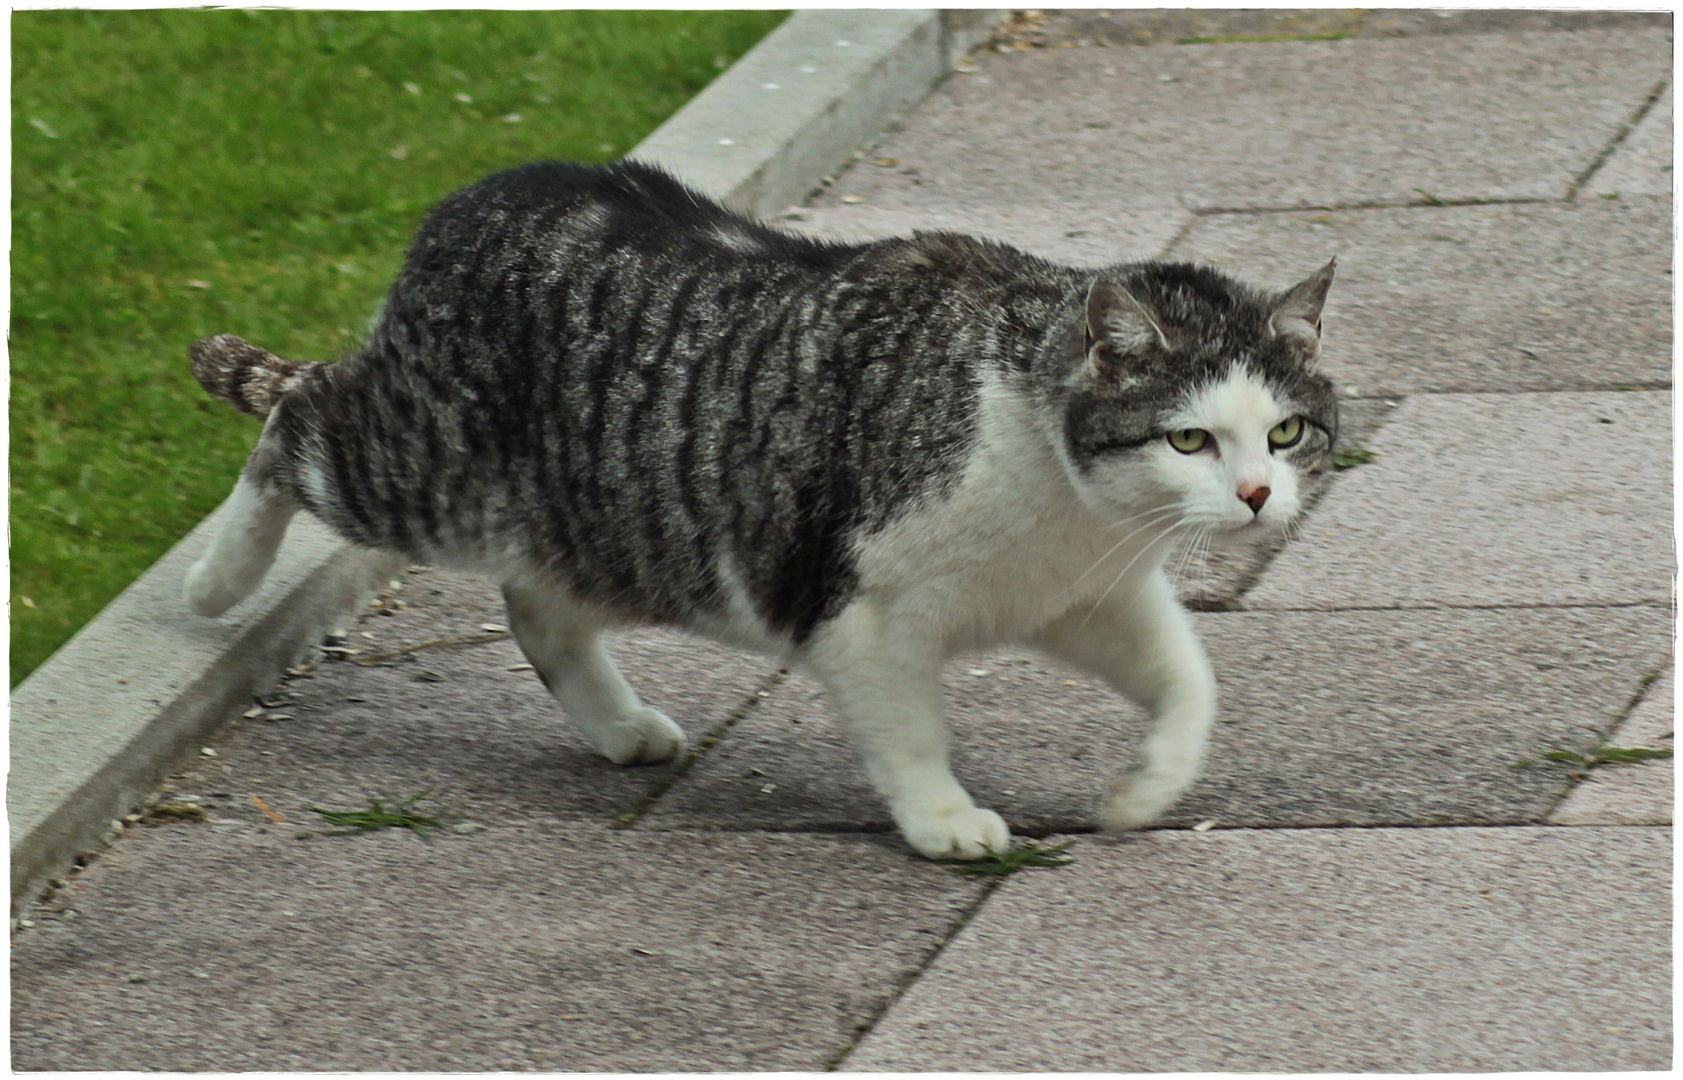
[{"xmin": 1237, "ymin": 483, "xmax": 1271, "ymax": 514}]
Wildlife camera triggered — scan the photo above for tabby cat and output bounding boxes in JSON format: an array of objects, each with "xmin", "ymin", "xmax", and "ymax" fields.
[{"xmin": 186, "ymin": 160, "xmax": 1337, "ymax": 860}]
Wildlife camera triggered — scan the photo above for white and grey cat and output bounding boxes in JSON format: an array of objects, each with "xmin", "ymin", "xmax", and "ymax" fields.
[{"xmin": 186, "ymin": 161, "xmax": 1338, "ymax": 860}]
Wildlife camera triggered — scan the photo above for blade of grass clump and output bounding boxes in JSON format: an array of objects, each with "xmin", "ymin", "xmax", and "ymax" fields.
[
  {"xmin": 946, "ymin": 841, "xmax": 1075, "ymax": 878},
  {"xmin": 1332, "ymin": 448, "xmax": 1376, "ymax": 469},
  {"xmin": 1516, "ymin": 745, "xmax": 1674, "ymax": 770},
  {"xmin": 308, "ymin": 792, "xmax": 440, "ymax": 837},
  {"xmin": 1585, "ymin": 745, "xmax": 1673, "ymax": 766}
]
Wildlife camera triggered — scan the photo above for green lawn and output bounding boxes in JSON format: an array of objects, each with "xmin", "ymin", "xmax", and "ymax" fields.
[{"xmin": 11, "ymin": 9, "xmax": 786, "ymax": 684}]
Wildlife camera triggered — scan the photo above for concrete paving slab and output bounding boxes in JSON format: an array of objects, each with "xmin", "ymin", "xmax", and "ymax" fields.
[
  {"xmin": 1014, "ymin": 8, "xmax": 1673, "ymax": 49},
  {"xmin": 844, "ymin": 825, "xmax": 1671, "ymax": 1071},
  {"xmin": 10, "ymin": 822, "xmax": 980, "ymax": 1071},
  {"xmin": 1553, "ymin": 666, "xmax": 1676, "ymax": 825},
  {"xmin": 1248, "ymin": 391, "xmax": 1673, "ymax": 610},
  {"xmin": 1169, "ymin": 198, "xmax": 1673, "ymax": 395},
  {"xmin": 1587, "ymin": 84, "xmax": 1674, "ymax": 198},
  {"xmin": 165, "ymin": 568, "xmax": 772, "ymax": 829},
  {"xmin": 817, "ymin": 28, "xmax": 1671, "ymax": 214},
  {"xmin": 644, "ymin": 606, "xmax": 1669, "ymax": 833}
]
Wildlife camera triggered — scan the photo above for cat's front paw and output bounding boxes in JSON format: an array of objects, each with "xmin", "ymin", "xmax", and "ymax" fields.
[
  {"xmin": 587, "ymin": 707, "xmax": 686, "ymax": 766},
  {"xmin": 1099, "ymin": 770, "xmax": 1187, "ymax": 831},
  {"xmin": 899, "ymin": 806, "xmax": 1011, "ymax": 861}
]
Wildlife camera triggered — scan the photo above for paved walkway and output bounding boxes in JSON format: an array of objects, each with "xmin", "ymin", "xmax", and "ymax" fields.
[{"xmin": 12, "ymin": 11, "xmax": 1672, "ymax": 1071}]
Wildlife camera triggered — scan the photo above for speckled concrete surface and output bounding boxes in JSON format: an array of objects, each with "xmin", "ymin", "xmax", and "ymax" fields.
[
  {"xmin": 1170, "ymin": 198, "xmax": 1673, "ymax": 395},
  {"xmin": 1246, "ymin": 391, "xmax": 1673, "ymax": 610},
  {"xmin": 11, "ymin": 823, "xmax": 980, "ymax": 1071},
  {"xmin": 815, "ymin": 27, "xmax": 1670, "ymax": 212},
  {"xmin": 845, "ymin": 827, "xmax": 1671, "ymax": 1072}
]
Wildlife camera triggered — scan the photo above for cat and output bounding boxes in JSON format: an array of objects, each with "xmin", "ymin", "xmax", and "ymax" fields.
[{"xmin": 185, "ymin": 159, "xmax": 1338, "ymax": 860}]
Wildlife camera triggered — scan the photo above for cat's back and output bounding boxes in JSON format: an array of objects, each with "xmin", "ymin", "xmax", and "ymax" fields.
[{"xmin": 403, "ymin": 159, "xmax": 847, "ymax": 279}]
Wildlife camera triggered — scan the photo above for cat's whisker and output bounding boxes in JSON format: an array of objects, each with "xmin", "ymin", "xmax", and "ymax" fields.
[
  {"xmin": 1195, "ymin": 526, "xmax": 1218, "ymax": 602},
  {"xmin": 1063, "ymin": 506, "xmax": 1183, "ymax": 597},
  {"xmin": 1103, "ymin": 504, "xmax": 1183, "ymax": 530},
  {"xmin": 1166, "ymin": 524, "xmax": 1199, "ymax": 594},
  {"xmin": 1176, "ymin": 525, "xmax": 1212, "ymax": 598},
  {"xmin": 1078, "ymin": 520, "xmax": 1187, "ymax": 628}
]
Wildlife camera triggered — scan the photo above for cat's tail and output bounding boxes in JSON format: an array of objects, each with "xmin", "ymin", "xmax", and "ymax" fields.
[{"xmin": 189, "ymin": 334, "xmax": 320, "ymax": 416}]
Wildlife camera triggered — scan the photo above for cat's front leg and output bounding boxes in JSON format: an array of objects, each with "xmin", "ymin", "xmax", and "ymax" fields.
[
  {"xmin": 1033, "ymin": 568, "xmax": 1217, "ymax": 830},
  {"xmin": 806, "ymin": 602, "xmax": 1009, "ymax": 860}
]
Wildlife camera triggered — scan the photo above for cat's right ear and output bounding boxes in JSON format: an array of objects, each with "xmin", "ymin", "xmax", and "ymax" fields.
[{"xmin": 1084, "ymin": 278, "xmax": 1169, "ymax": 376}]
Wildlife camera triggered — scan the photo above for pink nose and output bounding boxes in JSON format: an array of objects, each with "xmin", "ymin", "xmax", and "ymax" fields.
[{"xmin": 1238, "ymin": 484, "xmax": 1271, "ymax": 514}]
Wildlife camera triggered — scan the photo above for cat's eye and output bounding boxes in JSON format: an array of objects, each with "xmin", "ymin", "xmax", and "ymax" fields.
[
  {"xmin": 1267, "ymin": 416, "xmax": 1305, "ymax": 450},
  {"xmin": 1166, "ymin": 428, "xmax": 1210, "ymax": 454}
]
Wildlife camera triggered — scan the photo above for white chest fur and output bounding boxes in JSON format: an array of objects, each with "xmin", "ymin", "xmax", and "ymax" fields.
[{"xmin": 851, "ymin": 375, "xmax": 1176, "ymax": 656}]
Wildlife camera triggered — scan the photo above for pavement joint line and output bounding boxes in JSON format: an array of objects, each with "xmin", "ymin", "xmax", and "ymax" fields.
[
  {"xmin": 1538, "ymin": 656, "xmax": 1675, "ymax": 820},
  {"xmin": 1565, "ymin": 76, "xmax": 1672, "ymax": 201},
  {"xmin": 611, "ymin": 668, "xmax": 790, "ymax": 831},
  {"xmin": 7, "ymin": 7, "xmax": 1009, "ymax": 920},
  {"xmin": 823, "ymin": 865, "xmax": 1011, "ymax": 1071},
  {"xmin": 1340, "ymin": 383, "xmax": 1672, "ymax": 397},
  {"xmin": 1157, "ymin": 211, "xmax": 1202, "ymax": 258},
  {"xmin": 1236, "ymin": 599, "xmax": 1670, "ymax": 615},
  {"xmin": 614, "ymin": 820, "xmax": 1673, "ymax": 840},
  {"xmin": 1192, "ymin": 195, "xmax": 1562, "ymax": 217}
]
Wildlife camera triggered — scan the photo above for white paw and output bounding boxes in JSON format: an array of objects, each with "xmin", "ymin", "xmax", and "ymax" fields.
[
  {"xmin": 899, "ymin": 806, "xmax": 1011, "ymax": 861},
  {"xmin": 184, "ymin": 559, "xmax": 239, "ymax": 617},
  {"xmin": 1099, "ymin": 771, "xmax": 1187, "ymax": 831},
  {"xmin": 586, "ymin": 707, "xmax": 686, "ymax": 765}
]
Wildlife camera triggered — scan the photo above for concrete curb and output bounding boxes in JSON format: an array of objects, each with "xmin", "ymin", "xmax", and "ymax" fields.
[
  {"xmin": 8, "ymin": 8, "xmax": 1007, "ymax": 917},
  {"xmin": 634, "ymin": 9, "xmax": 1004, "ymax": 215}
]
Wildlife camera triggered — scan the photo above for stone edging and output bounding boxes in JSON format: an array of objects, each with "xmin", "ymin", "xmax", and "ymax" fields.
[{"xmin": 7, "ymin": 8, "xmax": 1007, "ymax": 917}]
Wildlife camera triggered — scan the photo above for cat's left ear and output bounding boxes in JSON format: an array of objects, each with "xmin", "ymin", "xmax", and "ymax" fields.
[{"xmin": 1270, "ymin": 258, "xmax": 1336, "ymax": 347}]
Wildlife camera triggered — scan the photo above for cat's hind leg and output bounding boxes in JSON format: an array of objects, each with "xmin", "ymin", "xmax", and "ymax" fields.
[
  {"xmin": 184, "ymin": 472, "xmax": 299, "ymax": 617},
  {"xmin": 1033, "ymin": 568, "xmax": 1217, "ymax": 831},
  {"xmin": 806, "ymin": 601, "xmax": 1009, "ymax": 860},
  {"xmin": 502, "ymin": 582, "xmax": 686, "ymax": 765}
]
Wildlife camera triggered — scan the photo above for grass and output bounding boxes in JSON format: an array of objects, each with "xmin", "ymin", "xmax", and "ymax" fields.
[
  {"xmin": 1514, "ymin": 745, "xmax": 1674, "ymax": 771},
  {"xmin": 1332, "ymin": 447, "xmax": 1377, "ymax": 469},
  {"xmin": 307, "ymin": 793, "xmax": 441, "ymax": 837},
  {"xmin": 11, "ymin": 9, "xmax": 786, "ymax": 684},
  {"xmin": 945, "ymin": 840, "xmax": 1076, "ymax": 878}
]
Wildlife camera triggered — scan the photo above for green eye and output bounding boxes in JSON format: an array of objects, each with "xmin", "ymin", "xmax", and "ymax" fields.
[
  {"xmin": 1268, "ymin": 416, "xmax": 1305, "ymax": 450},
  {"xmin": 1166, "ymin": 428, "xmax": 1210, "ymax": 454}
]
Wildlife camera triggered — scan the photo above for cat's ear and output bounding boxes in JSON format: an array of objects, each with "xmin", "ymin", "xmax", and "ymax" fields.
[
  {"xmin": 1085, "ymin": 277, "xmax": 1170, "ymax": 367},
  {"xmin": 1270, "ymin": 258, "xmax": 1336, "ymax": 346}
]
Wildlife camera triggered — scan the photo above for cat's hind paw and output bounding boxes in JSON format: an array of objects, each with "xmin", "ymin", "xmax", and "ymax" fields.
[
  {"xmin": 900, "ymin": 806, "xmax": 1011, "ymax": 861},
  {"xmin": 585, "ymin": 706, "xmax": 687, "ymax": 766}
]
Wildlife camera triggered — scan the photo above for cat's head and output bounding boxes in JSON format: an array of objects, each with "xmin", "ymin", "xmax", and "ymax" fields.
[{"xmin": 1050, "ymin": 260, "xmax": 1339, "ymax": 538}]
